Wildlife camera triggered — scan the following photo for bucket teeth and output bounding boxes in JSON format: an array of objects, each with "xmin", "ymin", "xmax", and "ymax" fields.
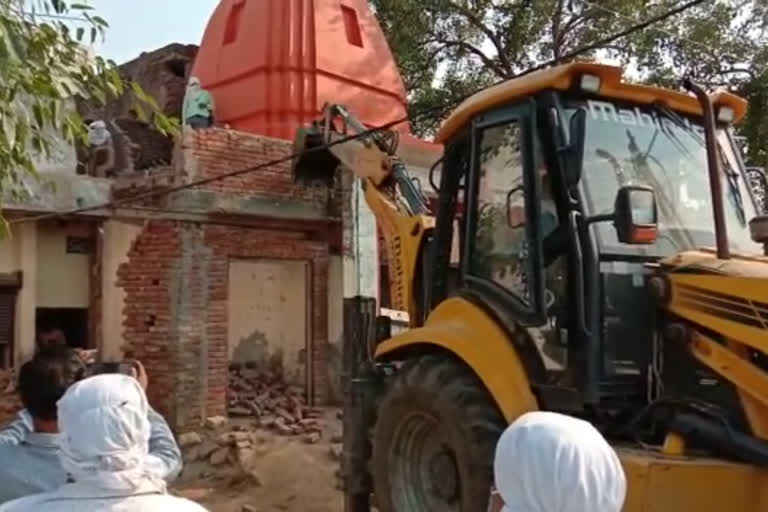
[{"xmin": 291, "ymin": 126, "xmax": 339, "ymax": 186}]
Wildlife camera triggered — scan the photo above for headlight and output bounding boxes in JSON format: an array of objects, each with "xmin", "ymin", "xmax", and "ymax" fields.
[
  {"xmin": 716, "ymin": 106, "xmax": 735, "ymax": 124},
  {"xmin": 580, "ymin": 74, "xmax": 601, "ymax": 93}
]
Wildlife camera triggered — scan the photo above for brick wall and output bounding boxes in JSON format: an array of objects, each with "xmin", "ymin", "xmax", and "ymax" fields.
[
  {"xmin": 117, "ymin": 220, "xmax": 329, "ymax": 429},
  {"xmin": 204, "ymin": 225, "xmax": 330, "ymax": 412},
  {"xmin": 0, "ymin": 369, "xmax": 20, "ymax": 425},
  {"xmin": 117, "ymin": 220, "xmax": 181, "ymax": 423},
  {"xmin": 79, "ymin": 43, "xmax": 198, "ymax": 122},
  {"xmin": 183, "ymin": 128, "xmax": 329, "ymax": 207}
]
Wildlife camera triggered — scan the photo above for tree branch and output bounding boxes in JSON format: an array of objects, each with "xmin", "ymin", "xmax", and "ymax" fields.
[
  {"xmin": 444, "ymin": 0, "xmax": 514, "ymax": 75},
  {"xmin": 433, "ymin": 36, "xmax": 509, "ymax": 78}
]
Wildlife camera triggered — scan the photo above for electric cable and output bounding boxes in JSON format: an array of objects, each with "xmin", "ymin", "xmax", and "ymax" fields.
[{"xmin": 8, "ymin": 0, "xmax": 712, "ymax": 225}]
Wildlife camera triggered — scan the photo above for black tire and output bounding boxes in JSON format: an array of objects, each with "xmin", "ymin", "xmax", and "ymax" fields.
[{"xmin": 372, "ymin": 354, "xmax": 505, "ymax": 512}]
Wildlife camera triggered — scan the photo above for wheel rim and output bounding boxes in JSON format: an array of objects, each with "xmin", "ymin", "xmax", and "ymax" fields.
[{"xmin": 388, "ymin": 411, "xmax": 462, "ymax": 512}]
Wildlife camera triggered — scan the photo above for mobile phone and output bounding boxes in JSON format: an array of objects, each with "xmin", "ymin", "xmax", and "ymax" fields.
[{"xmin": 86, "ymin": 360, "xmax": 138, "ymax": 377}]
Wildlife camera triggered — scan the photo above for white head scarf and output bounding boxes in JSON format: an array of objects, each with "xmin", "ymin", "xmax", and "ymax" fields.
[
  {"xmin": 87, "ymin": 120, "xmax": 111, "ymax": 147},
  {"xmin": 187, "ymin": 76, "xmax": 201, "ymax": 90},
  {"xmin": 494, "ymin": 411, "xmax": 626, "ymax": 512},
  {"xmin": 56, "ymin": 374, "xmax": 165, "ymax": 494}
]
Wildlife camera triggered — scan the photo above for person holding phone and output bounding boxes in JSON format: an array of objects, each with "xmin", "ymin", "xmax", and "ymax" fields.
[
  {"xmin": 0, "ymin": 374, "xmax": 206, "ymax": 512},
  {"xmin": 0, "ymin": 346, "xmax": 182, "ymax": 504}
]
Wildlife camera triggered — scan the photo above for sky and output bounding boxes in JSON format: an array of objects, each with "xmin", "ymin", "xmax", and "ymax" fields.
[{"xmin": 87, "ymin": 0, "xmax": 220, "ymax": 64}]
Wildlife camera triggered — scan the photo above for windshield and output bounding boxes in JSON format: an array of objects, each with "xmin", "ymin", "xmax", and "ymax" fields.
[{"xmin": 569, "ymin": 99, "xmax": 761, "ymax": 257}]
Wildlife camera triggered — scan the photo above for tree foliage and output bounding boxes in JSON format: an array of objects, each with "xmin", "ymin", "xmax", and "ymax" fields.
[
  {"xmin": 371, "ymin": 0, "xmax": 768, "ymax": 168},
  {"xmin": 0, "ymin": 0, "xmax": 178, "ymax": 209}
]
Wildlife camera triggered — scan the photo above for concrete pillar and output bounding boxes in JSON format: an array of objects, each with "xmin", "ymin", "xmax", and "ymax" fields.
[
  {"xmin": 100, "ymin": 219, "xmax": 141, "ymax": 361},
  {"xmin": 15, "ymin": 222, "xmax": 37, "ymax": 363},
  {"xmin": 342, "ymin": 173, "xmax": 379, "ymax": 300}
]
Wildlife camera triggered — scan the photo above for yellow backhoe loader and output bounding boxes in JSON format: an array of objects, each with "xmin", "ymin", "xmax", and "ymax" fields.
[{"xmin": 293, "ymin": 62, "xmax": 768, "ymax": 512}]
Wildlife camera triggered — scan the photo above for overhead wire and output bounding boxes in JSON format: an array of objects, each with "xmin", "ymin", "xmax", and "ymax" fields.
[
  {"xmin": 8, "ymin": 0, "xmax": 712, "ymax": 225},
  {"xmin": 579, "ymin": 0, "xmax": 714, "ymax": 55}
]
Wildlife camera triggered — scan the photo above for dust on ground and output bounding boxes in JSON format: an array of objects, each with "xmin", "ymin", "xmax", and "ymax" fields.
[{"xmin": 172, "ymin": 410, "xmax": 343, "ymax": 512}]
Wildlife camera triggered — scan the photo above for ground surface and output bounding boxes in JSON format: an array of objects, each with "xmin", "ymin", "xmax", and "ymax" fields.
[{"xmin": 172, "ymin": 410, "xmax": 343, "ymax": 512}]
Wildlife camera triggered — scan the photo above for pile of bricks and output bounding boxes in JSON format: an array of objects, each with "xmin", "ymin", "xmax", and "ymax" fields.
[
  {"xmin": 0, "ymin": 369, "xmax": 20, "ymax": 425},
  {"xmin": 227, "ymin": 363, "xmax": 325, "ymax": 440},
  {"xmin": 179, "ymin": 416, "xmax": 259, "ymax": 470}
]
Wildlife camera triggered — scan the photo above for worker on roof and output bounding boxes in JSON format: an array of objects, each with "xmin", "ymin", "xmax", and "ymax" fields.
[
  {"xmin": 86, "ymin": 120, "xmax": 115, "ymax": 178},
  {"xmin": 490, "ymin": 411, "xmax": 626, "ymax": 512},
  {"xmin": 182, "ymin": 77, "xmax": 215, "ymax": 129},
  {"xmin": 0, "ymin": 374, "xmax": 207, "ymax": 512},
  {"xmin": 0, "ymin": 346, "xmax": 182, "ymax": 504}
]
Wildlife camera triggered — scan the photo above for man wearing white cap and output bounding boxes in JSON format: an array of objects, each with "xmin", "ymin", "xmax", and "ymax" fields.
[{"xmin": 0, "ymin": 374, "xmax": 206, "ymax": 512}]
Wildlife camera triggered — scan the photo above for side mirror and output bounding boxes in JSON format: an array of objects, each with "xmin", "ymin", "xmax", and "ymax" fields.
[
  {"xmin": 562, "ymin": 109, "xmax": 586, "ymax": 187},
  {"xmin": 614, "ymin": 185, "xmax": 658, "ymax": 245}
]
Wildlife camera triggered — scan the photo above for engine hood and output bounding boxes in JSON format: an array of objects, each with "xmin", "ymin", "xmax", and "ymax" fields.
[{"xmin": 659, "ymin": 249, "xmax": 768, "ymax": 279}]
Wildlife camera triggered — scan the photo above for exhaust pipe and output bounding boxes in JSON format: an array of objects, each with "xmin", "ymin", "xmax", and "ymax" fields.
[{"xmin": 683, "ymin": 79, "xmax": 730, "ymax": 260}]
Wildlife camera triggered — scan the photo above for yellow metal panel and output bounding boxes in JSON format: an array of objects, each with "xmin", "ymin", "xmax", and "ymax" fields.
[
  {"xmin": 363, "ymin": 181, "xmax": 434, "ymax": 321},
  {"xmin": 689, "ymin": 333, "xmax": 768, "ymax": 412},
  {"xmin": 668, "ymin": 274, "xmax": 768, "ymax": 355},
  {"xmin": 620, "ymin": 448, "xmax": 768, "ymax": 511},
  {"xmin": 662, "ymin": 250, "xmax": 768, "ymax": 276},
  {"xmin": 375, "ymin": 297, "xmax": 538, "ymax": 421},
  {"xmin": 436, "ymin": 62, "xmax": 747, "ymax": 143}
]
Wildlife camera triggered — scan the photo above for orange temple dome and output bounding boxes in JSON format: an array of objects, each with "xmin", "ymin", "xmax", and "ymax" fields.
[{"xmin": 191, "ymin": 0, "xmax": 412, "ymax": 140}]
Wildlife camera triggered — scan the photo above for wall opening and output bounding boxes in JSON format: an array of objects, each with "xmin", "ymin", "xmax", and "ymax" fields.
[
  {"xmin": 223, "ymin": 0, "xmax": 246, "ymax": 45},
  {"xmin": 36, "ymin": 307, "xmax": 89, "ymax": 350},
  {"xmin": 341, "ymin": 5, "xmax": 363, "ymax": 48}
]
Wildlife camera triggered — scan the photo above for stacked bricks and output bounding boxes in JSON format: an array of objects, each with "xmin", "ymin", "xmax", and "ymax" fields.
[
  {"xmin": 182, "ymin": 127, "xmax": 329, "ymax": 207},
  {"xmin": 0, "ymin": 369, "xmax": 20, "ymax": 425}
]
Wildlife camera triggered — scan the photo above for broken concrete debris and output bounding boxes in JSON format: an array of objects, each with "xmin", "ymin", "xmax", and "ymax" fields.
[
  {"xmin": 227, "ymin": 364, "xmax": 324, "ymax": 438},
  {"xmin": 178, "ymin": 431, "xmax": 203, "ymax": 448},
  {"xmin": 209, "ymin": 446, "xmax": 231, "ymax": 466},
  {"xmin": 205, "ymin": 415, "xmax": 228, "ymax": 429},
  {"xmin": 0, "ymin": 369, "xmax": 20, "ymax": 424}
]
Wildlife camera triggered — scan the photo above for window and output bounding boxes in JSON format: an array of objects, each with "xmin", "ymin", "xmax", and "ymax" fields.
[
  {"xmin": 341, "ymin": 5, "xmax": 363, "ymax": 47},
  {"xmin": 66, "ymin": 236, "xmax": 92, "ymax": 254},
  {"xmin": 223, "ymin": 0, "xmax": 245, "ymax": 45},
  {"xmin": 469, "ymin": 121, "xmax": 531, "ymax": 302}
]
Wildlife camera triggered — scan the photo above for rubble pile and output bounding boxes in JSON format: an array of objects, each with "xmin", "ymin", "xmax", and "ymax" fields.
[
  {"xmin": 227, "ymin": 364, "xmax": 325, "ymax": 438},
  {"xmin": 0, "ymin": 369, "xmax": 20, "ymax": 425},
  {"xmin": 178, "ymin": 416, "xmax": 266, "ymax": 481},
  {"xmin": 178, "ymin": 413, "xmax": 343, "ymax": 485}
]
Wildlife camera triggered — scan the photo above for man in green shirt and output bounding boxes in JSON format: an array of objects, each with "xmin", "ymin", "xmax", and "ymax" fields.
[{"xmin": 182, "ymin": 77, "xmax": 215, "ymax": 129}]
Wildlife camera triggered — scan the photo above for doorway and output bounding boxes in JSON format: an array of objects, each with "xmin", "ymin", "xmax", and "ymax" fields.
[{"xmin": 35, "ymin": 308, "xmax": 89, "ymax": 349}]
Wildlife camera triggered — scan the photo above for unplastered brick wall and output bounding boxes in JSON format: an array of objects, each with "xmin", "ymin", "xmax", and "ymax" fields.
[
  {"xmin": 0, "ymin": 369, "xmax": 20, "ymax": 425},
  {"xmin": 182, "ymin": 128, "xmax": 330, "ymax": 205},
  {"xmin": 117, "ymin": 221, "xmax": 180, "ymax": 423},
  {"xmin": 117, "ymin": 220, "xmax": 330, "ymax": 430}
]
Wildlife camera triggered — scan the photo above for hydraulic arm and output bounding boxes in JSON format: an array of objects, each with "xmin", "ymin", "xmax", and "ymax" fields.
[{"xmin": 292, "ymin": 104, "xmax": 434, "ymax": 323}]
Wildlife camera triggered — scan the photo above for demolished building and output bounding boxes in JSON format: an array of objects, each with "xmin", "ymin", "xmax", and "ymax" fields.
[{"xmin": 0, "ymin": 0, "xmax": 441, "ymax": 430}]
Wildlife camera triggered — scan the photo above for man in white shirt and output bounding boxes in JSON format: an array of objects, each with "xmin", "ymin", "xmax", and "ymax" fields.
[
  {"xmin": 0, "ymin": 346, "xmax": 182, "ymax": 504},
  {"xmin": 0, "ymin": 373, "xmax": 205, "ymax": 512}
]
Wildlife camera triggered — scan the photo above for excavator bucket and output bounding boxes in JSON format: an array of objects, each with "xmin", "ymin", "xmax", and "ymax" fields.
[{"xmin": 291, "ymin": 124, "xmax": 340, "ymax": 187}]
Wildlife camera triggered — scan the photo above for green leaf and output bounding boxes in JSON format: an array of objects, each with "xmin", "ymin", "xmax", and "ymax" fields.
[{"xmin": 92, "ymin": 16, "xmax": 108, "ymax": 28}]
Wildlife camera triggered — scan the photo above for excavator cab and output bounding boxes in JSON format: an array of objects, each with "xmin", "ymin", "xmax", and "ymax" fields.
[{"xmin": 293, "ymin": 62, "xmax": 768, "ymax": 512}]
